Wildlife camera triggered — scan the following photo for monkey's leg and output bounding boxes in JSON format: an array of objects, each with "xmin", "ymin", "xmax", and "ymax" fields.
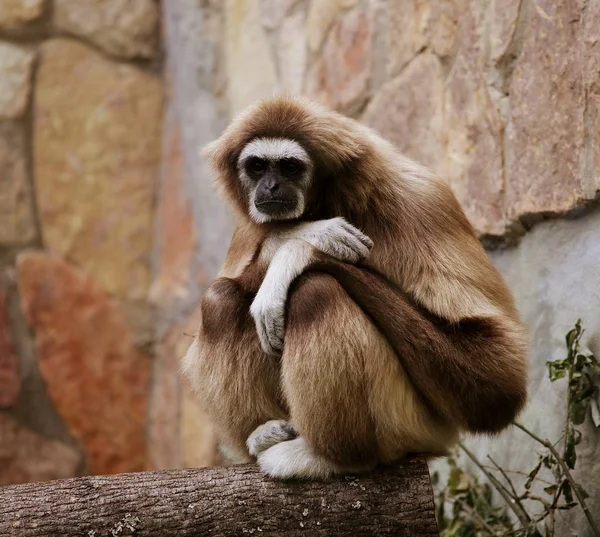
[
  {"xmin": 183, "ymin": 278, "xmax": 288, "ymax": 460},
  {"xmin": 255, "ymin": 273, "xmax": 456, "ymax": 479}
]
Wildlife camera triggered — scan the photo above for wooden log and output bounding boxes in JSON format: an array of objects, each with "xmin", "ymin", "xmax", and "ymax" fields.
[{"xmin": 0, "ymin": 457, "xmax": 438, "ymax": 536}]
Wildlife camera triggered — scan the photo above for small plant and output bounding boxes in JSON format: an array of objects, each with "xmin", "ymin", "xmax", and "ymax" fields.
[{"xmin": 433, "ymin": 320, "xmax": 600, "ymax": 537}]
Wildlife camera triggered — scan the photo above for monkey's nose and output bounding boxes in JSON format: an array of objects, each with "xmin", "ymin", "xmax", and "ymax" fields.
[{"xmin": 265, "ymin": 178, "xmax": 280, "ymax": 192}]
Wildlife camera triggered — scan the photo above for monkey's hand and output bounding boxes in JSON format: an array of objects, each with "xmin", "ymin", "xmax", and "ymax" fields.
[
  {"xmin": 251, "ymin": 239, "xmax": 309, "ymax": 355},
  {"xmin": 293, "ymin": 217, "xmax": 373, "ymax": 263},
  {"xmin": 251, "ymin": 220, "xmax": 372, "ymax": 355}
]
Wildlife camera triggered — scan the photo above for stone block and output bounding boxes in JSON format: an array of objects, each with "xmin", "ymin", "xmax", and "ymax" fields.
[
  {"xmin": 0, "ymin": 122, "xmax": 36, "ymax": 245},
  {"xmin": 17, "ymin": 252, "xmax": 151, "ymax": 475},
  {"xmin": 0, "ymin": 42, "xmax": 34, "ymax": 119},
  {"xmin": 385, "ymin": 0, "xmax": 428, "ymax": 78},
  {"xmin": 505, "ymin": 1, "xmax": 586, "ymax": 220},
  {"xmin": 306, "ymin": 5, "xmax": 372, "ymax": 115},
  {"xmin": 425, "ymin": 0, "xmax": 468, "ymax": 59},
  {"xmin": 584, "ymin": 0, "xmax": 600, "ymax": 192},
  {"xmin": 260, "ymin": 0, "xmax": 299, "ymax": 30},
  {"xmin": 225, "ymin": 0, "xmax": 279, "ymax": 116},
  {"xmin": 0, "ymin": 0, "xmax": 45, "ymax": 32},
  {"xmin": 149, "ymin": 120, "xmax": 196, "ymax": 312},
  {"xmin": 0, "ymin": 414, "xmax": 81, "ymax": 486},
  {"xmin": 444, "ymin": 6, "xmax": 506, "ymax": 236},
  {"xmin": 363, "ymin": 51, "xmax": 445, "ymax": 175},
  {"xmin": 489, "ymin": 0, "xmax": 522, "ymax": 64},
  {"xmin": 34, "ymin": 39, "xmax": 162, "ymax": 300},
  {"xmin": 277, "ymin": 9, "xmax": 307, "ymax": 94},
  {"xmin": 0, "ymin": 291, "xmax": 20, "ymax": 408},
  {"xmin": 54, "ymin": 0, "xmax": 159, "ymax": 59}
]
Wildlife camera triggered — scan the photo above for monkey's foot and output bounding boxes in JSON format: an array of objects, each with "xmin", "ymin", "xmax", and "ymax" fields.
[
  {"xmin": 256, "ymin": 437, "xmax": 336, "ymax": 479},
  {"xmin": 247, "ymin": 420, "xmax": 297, "ymax": 457}
]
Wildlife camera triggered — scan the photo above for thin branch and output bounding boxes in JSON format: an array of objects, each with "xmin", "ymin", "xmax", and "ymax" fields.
[
  {"xmin": 487, "ymin": 456, "xmax": 521, "ymax": 499},
  {"xmin": 513, "ymin": 422, "xmax": 600, "ymax": 537},
  {"xmin": 459, "ymin": 442, "xmax": 531, "ymax": 526},
  {"xmin": 480, "ymin": 466, "xmax": 554, "ymax": 486},
  {"xmin": 455, "ymin": 499, "xmax": 499, "ymax": 536}
]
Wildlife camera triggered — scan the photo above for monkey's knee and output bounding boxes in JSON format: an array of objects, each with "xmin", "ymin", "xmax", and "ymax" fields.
[
  {"xmin": 287, "ymin": 273, "xmax": 346, "ymax": 334},
  {"xmin": 285, "ymin": 273, "xmax": 378, "ymax": 467},
  {"xmin": 201, "ymin": 278, "xmax": 251, "ymax": 342}
]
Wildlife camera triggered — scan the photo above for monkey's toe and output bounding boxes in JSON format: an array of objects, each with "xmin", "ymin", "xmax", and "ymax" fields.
[{"xmin": 247, "ymin": 420, "xmax": 297, "ymax": 457}]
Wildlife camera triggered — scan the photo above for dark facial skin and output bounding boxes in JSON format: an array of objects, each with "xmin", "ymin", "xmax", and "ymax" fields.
[{"xmin": 245, "ymin": 156, "xmax": 308, "ymax": 219}]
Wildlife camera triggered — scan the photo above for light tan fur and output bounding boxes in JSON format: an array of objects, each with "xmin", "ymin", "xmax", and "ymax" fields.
[{"xmin": 183, "ymin": 96, "xmax": 528, "ymax": 477}]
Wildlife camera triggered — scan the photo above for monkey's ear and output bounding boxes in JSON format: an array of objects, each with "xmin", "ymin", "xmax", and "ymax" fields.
[
  {"xmin": 200, "ymin": 134, "xmax": 238, "ymax": 174},
  {"xmin": 200, "ymin": 139, "xmax": 219, "ymax": 165}
]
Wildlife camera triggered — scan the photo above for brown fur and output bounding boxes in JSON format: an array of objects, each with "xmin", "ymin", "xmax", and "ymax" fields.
[{"xmin": 184, "ymin": 96, "xmax": 528, "ymax": 468}]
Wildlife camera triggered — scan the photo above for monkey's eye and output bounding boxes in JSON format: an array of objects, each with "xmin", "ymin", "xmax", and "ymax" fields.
[
  {"xmin": 278, "ymin": 158, "xmax": 304, "ymax": 176},
  {"xmin": 245, "ymin": 157, "xmax": 267, "ymax": 175}
]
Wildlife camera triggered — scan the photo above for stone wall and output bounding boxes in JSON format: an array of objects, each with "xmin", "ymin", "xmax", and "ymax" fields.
[
  {"xmin": 162, "ymin": 0, "xmax": 600, "ymax": 533},
  {"xmin": 0, "ymin": 0, "xmax": 217, "ymax": 485}
]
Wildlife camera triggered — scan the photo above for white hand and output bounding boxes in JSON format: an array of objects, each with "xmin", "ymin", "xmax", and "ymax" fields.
[
  {"xmin": 295, "ymin": 217, "xmax": 373, "ymax": 263},
  {"xmin": 251, "ymin": 219, "xmax": 373, "ymax": 355},
  {"xmin": 250, "ymin": 239, "xmax": 312, "ymax": 355}
]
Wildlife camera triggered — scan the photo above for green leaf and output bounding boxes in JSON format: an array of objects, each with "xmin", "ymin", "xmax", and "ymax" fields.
[
  {"xmin": 562, "ymin": 480, "xmax": 574, "ymax": 503},
  {"xmin": 570, "ymin": 401, "xmax": 588, "ymax": 425},
  {"xmin": 558, "ymin": 502, "xmax": 578, "ymax": 510},
  {"xmin": 566, "ymin": 327, "xmax": 578, "ymax": 350},
  {"xmin": 565, "ymin": 427, "xmax": 577, "ymax": 469},
  {"xmin": 547, "ymin": 361, "xmax": 568, "ymax": 381},
  {"xmin": 542, "ymin": 455, "xmax": 554, "ymax": 469},
  {"xmin": 543, "ymin": 484, "xmax": 558, "ymax": 495}
]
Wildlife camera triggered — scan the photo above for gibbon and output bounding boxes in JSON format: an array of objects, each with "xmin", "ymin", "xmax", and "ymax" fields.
[{"xmin": 183, "ymin": 96, "xmax": 528, "ymax": 479}]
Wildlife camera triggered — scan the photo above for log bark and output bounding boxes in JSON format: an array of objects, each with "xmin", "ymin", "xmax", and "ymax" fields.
[{"xmin": 0, "ymin": 457, "xmax": 438, "ymax": 536}]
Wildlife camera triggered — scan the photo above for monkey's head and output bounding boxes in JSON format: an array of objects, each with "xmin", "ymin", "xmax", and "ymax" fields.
[
  {"xmin": 202, "ymin": 96, "xmax": 377, "ymax": 224},
  {"xmin": 237, "ymin": 138, "xmax": 313, "ymax": 223}
]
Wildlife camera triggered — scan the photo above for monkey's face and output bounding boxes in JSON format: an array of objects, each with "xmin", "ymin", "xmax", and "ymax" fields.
[{"xmin": 238, "ymin": 138, "xmax": 313, "ymax": 223}]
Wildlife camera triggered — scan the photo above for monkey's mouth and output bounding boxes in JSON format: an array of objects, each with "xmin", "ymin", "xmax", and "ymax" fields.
[{"xmin": 254, "ymin": 199, "xmax": 297, "ymax": 216}]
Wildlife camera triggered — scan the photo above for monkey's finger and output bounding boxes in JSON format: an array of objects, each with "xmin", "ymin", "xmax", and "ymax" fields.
[
  {"xmin": 265, "ymin": 317, "xmax": 285, "ymax": 354},
  {"xmin": 335, "ymin": 234, "xmax": 370, "ymax": 261},
  {"xmin": 324, "ymin": 240, "xmax": 361, "ymax": 263},
  {"xmin": 340, "ymin": 220, "xmax": 374, "ymax": 249},
  {"xmin": 255, "ymin": 319, "xmax": 279, "ymax": 356}
]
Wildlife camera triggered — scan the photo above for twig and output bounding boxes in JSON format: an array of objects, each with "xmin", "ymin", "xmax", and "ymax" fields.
[
  {"xmin": 459, "ymin": 442, "xmax": 531, "ymax": 526},
  {"xmin": 480, "ymin": 465, "xmax": 554, "ymax": 486},
  {"xmin": 455, "ymin": 499, "xmax": 499, "ymax": 536},
  {"xmin": 513, "ymin": 422, "xmax": 600, "ymax": 537},
  {"xmin": 487, "ymin": 455, "xmax": 526, "ymax": 503}
]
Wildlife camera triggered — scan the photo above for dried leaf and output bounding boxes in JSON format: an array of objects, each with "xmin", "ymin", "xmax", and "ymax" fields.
[
  {"xmin": 526, "ymin": 460, "xmax": 542, "ymax": 490},
  {"xmin": 576, "ymin": 484, "xmax": 590, "ymax": 500},
  {"xmin": 591, "ymin": 398, "xmax": 600, "ymax": 428}
]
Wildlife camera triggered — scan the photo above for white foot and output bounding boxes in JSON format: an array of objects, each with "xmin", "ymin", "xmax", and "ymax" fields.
[
  {"xmin": 247, "ymin": 420, "xmax": 297, "ymax": 457},
  {"xmin": 257, "ymin": 437, "xmax": 337, "ymax": 480}
]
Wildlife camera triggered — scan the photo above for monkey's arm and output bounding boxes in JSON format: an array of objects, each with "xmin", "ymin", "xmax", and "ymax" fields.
[
  {"xmin": 305, "ymin": 255, "xmax": 527, "ymax": 434},
  {"xmin": 251, "ymin": 218, "xmax": 372, "ymax": 354}
]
